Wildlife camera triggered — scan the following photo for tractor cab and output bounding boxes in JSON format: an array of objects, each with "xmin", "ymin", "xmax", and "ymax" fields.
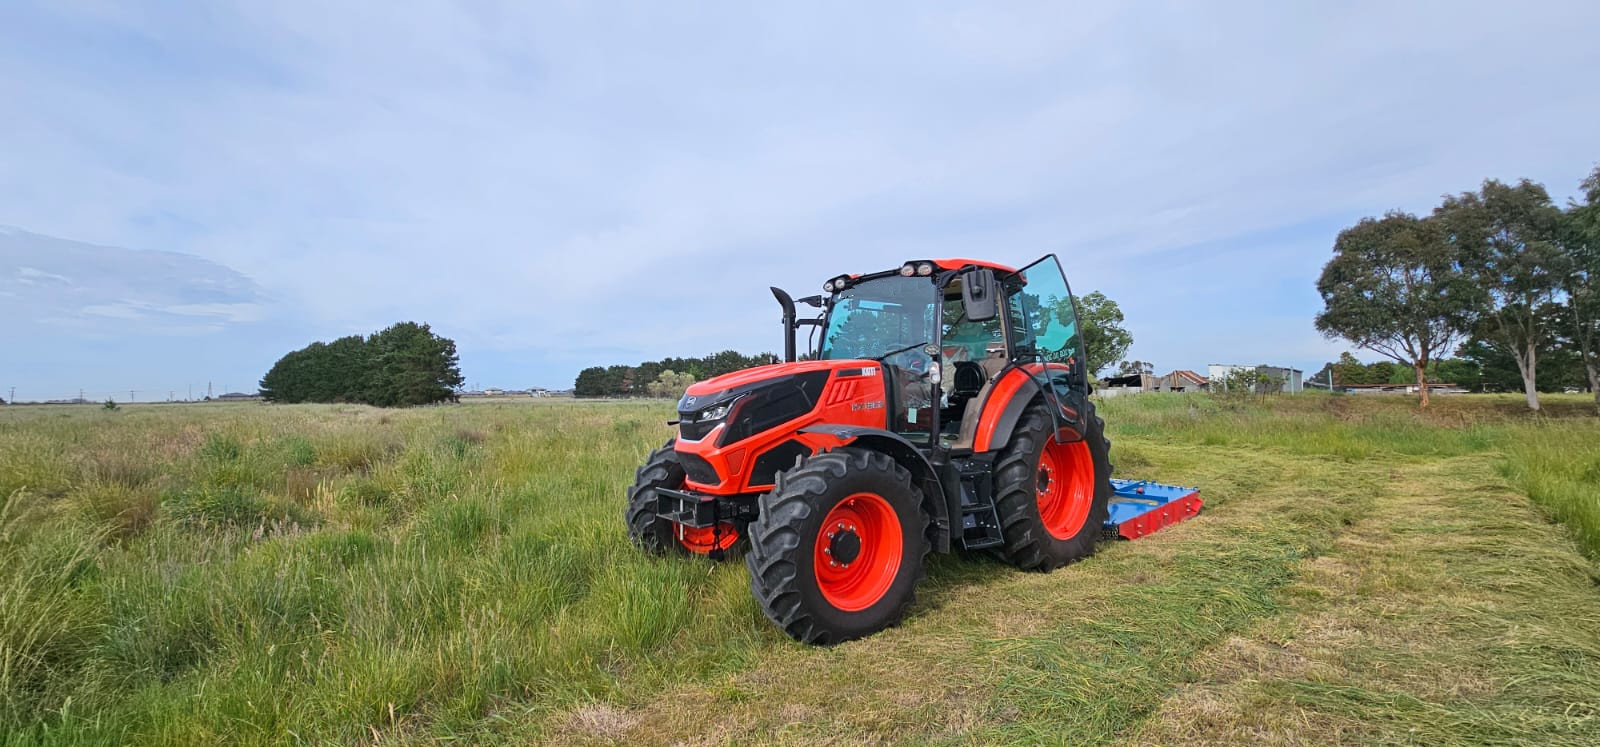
[{"xmin": 804, "ymin": 257, "xmax": 1090, "ymax": 450}]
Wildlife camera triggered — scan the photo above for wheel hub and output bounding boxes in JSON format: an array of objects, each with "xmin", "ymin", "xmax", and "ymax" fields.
[
  {"xmin": 827, "ymin": 523, "xmax": 863, "ymax": 566},
  {"xmin": 1035, "ymin": 439, "xmax": 1094, "ymax": 541},
  {"xmin": 813, "ymin": 493, "xmax": 904, "ymax": 612}
]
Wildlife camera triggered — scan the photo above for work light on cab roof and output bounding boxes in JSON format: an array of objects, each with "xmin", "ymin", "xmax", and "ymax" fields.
[{"xmin": 623, "ymin": 253, "xmax": 1202, "ymax": 645}]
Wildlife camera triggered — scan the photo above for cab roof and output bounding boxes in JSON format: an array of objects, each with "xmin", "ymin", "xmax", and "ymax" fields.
[{"xmin": 930, "ymin": 258, "xmax": 1018, "ymax": 274}]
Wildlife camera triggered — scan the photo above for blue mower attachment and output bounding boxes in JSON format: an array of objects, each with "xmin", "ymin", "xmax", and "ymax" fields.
[{"xmin": 1105, "ymin": 479, "xmax": 1203, "ymax": 540}]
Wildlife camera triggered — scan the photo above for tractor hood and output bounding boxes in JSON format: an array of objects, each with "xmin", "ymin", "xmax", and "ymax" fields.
[
  {"xmin": 675, "ymin": 359, "xmax": 875, "ymax": 442},
  {"xmin": 682, "ymin": 359, "xmax": 853, "ymax": 401}
]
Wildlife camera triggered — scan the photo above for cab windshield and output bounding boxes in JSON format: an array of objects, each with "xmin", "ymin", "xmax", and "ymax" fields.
[{"xmin": 819, "ymin": 275, "xmax": 937, "ymax": 360}]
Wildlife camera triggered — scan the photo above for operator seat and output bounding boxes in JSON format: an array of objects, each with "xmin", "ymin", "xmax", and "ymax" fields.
[
  {"xmin": 950, "ymin": 344, "xmax": 1012, "ymax": 451},
  {"xmin": 944, "ymin": 360, "xmax": 986, "ymax": 411}
]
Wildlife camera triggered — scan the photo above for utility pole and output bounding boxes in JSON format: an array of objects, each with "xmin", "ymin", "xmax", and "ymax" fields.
[
  {"xmin": 8, "ymin": 387, "xmax": 13, "ymax": 404},
  {"xmin": 80, "ymin": 388, "xmax": 85, "ymax": 403},
  {"xmin": 130, "ymin": 390, "xmax": 136, "ymax": 403},
  {"xmin": 188, "ymin": 384, "xmax": 193, "ymax": 401}
]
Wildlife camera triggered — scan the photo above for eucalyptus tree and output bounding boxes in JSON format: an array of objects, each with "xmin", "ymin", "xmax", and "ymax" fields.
[
  {"xmin": 1436, "ymin": 179, "xmax": 1567, "ymax": 410},
  {"xmin": 1315, "ymin": 212, "xmax": 1475, "ymax": 407},
  {"xmin": 1565, "ymin": 165, "xmax": 1600, "ymax": 406}
]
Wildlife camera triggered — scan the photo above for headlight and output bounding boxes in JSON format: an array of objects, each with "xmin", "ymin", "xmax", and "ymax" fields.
[
  {"xmin": 697, "ymin": 402, "xmax": 733, "ymax": 422},
  {"xmin": 823, "ymin": 280, "xmax": 836, "ymax": 293},
  {"xmin": 899, "ymin": 263, "xmax": 916, "ymax": 277},
  {"xmin": 917, "ymin": 262, "xmax": 934, "ymax": 276}
]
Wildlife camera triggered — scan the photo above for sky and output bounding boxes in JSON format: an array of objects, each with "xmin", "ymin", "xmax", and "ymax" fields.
[{"xmin": 3, "ymin": 1, "xmax": 1598, "ymax": 401}]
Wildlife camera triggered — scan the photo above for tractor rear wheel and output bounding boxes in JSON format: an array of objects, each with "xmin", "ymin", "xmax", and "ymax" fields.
[
  {"xmin": 992, "ymin": 399, "xmax": 1112, "ymax": 571},
  {"xmin": 745, "ymin": 448, "xmax": 930, "ymax": 645},
  {"xmin": 624, "ymin": 440, "xmax": 743, "ymax": 559}
]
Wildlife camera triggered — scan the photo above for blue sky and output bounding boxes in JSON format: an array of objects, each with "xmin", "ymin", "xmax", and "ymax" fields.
[{"xmin": 3, "ymin": 2, "xmax": 1598, "ymax": 400}]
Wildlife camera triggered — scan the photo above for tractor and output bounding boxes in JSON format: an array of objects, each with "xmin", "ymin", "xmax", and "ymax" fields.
[{"xmin": 624, "ymin": 256, "xmax": 1200, "ymax": 644}]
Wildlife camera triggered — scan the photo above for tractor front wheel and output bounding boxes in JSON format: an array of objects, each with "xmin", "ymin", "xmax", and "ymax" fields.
[
  {"xmin": 745, "ymin": 448, "xmax": 930, "ymax": 645},
  {"xmin": 624, "ymin": 440, "xmax": 743, "ymax": 558},
  {"xmin": 992, "ymin": 399, "xmax": 1113, "ymax": 571}
]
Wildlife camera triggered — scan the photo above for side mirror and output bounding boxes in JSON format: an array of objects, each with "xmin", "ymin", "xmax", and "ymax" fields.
[{"xmin": 961, "ymin": 268, "xmax": 1000, "ymax": 322}]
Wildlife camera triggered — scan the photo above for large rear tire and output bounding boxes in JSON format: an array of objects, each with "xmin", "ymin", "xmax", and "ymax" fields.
[
  {"xmin": 993, "ymin": 399, "xmax": 1112, "ymax": 571},
  {"xmin": 625, "ymin": 440, "xmax": 743, "ymax": 558},
  {"xmin": 745, "ymin": 448, "xmax": 930, "ymax": 645}
]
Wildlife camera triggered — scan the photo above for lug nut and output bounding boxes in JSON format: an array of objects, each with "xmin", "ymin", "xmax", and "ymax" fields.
[
  {"xmin": 823, "ymin": 548, "xmax": 831, "ymax": 555},
  {"xmin": 829, "ymin": 560, "xmax": 837, "ymax": 567}
]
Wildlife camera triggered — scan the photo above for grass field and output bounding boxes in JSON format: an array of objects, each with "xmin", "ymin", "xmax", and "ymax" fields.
[{"xmin": 2, "ymin": 394, "xmax": 1598, "ymax": 745}]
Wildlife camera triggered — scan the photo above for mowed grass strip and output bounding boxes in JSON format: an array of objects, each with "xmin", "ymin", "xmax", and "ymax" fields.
[{"xmin": 1128, "ymin": 456, "xmax": 1600, "ymax": 745}]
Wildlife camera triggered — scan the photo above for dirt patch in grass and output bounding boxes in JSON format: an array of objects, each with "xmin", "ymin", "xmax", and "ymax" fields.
[{"xmin": 562, "ymin": 703, "xmax": 638, "ymax": 742}]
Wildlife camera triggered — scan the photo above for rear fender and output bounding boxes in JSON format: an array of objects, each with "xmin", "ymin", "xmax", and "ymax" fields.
[
  {"xmin": 798, "ymin": 424, "xmax": 952, "ymax": 553},
  {"xmin": 973, "ymin": 364, "xmax": 1084, "ymax": 453},
  {"xmin": 972, "ymin": 369, "xmax": 1040, "ymax": 453}
]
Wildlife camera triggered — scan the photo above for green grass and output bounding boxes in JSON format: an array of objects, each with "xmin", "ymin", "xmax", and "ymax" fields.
[{"xmin": 0, "ymin": 394, "xmax": 1597, "ymax": 745}]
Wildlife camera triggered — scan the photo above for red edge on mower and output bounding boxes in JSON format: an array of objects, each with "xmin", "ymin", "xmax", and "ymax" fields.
[{"xmin": 1105, "ymin": 478, "xmax": 1203, "ymax": 540}]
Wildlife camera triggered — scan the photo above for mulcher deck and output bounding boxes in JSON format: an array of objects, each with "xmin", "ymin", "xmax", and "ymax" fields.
[{"xmin": 1105, "ymin": 479, "xmax": 1203, "ymax": 540}]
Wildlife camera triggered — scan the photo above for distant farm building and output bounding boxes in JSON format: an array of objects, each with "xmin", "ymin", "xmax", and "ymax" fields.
[
  {"xmin": 1098, "ymin": 369, "xmax": 1210, "ymax": 397},
  {"xmin": 1208, "ymin": 364, "xmax": 1304, "ymax": 394},
  {"xmin": 1344, "ymin": 383, "xmax": 1468, "ymax": 396}
]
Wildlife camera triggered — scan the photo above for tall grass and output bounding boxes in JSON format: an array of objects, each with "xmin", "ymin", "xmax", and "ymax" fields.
[
  {"xmin": 1499, "ymin": 424, "xmax": 1600, "ymax": 560},
  {"xmin": 0, "ymin": 401, "xmax": 772, "ymax": 743}
]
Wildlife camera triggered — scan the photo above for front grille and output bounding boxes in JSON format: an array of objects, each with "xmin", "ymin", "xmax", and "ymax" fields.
[
  {"xmin": 678, "ymin": 452, "xmax": 720, "ymax": 486},
  {"xmin": 678, "ymin": 418, "xmax": 717, "ymax": 441}
]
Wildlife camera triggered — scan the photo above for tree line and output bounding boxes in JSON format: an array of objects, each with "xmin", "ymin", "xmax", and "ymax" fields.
[
  {"xmin": 260, "ymin": 322, "xmax": 464, "ymax": 407},
  {"xmin": 1315, "ymin": 164, "xmax": 1600, "ymax": 409},
  {"xmin": 573, "ymin": 350, "xmax": 777, "ymax": 398},
  {"xmin": 1316, "ymin": 344, "xmax": 1593, "ymax": 394}
]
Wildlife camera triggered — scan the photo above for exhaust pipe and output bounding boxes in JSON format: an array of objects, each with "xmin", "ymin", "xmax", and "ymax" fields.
[{"xmin": 771, "ymin": 287, "xmax": 797, "ymax": 363}]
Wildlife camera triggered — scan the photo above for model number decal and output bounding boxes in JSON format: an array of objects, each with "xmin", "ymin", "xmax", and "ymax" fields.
[{"xmin": 851, "ymin": 400, "xmax": 884, "ymax": 411}]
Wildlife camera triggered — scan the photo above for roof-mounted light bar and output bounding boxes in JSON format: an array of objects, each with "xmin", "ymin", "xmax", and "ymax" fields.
[{"xmin": 823, "ymin": 274, "xmax": 853, "ymax": 293}]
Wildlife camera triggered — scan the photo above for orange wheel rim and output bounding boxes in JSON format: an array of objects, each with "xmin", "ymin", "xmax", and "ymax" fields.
[
  {"xmin": 814, "ymin": 492, "xmax": 903, "ymax": 612},
  {"xmin": 1037, "ymin": 438, "xmax": 1093, "ymax": 540},
  {"xmin": 677, "ymin": 522, "xmax": 740, "ymax": 554}
]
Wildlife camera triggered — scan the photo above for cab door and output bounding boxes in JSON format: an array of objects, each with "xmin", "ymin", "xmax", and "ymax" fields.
[{"xmin": 1006, "ymin": 254, "xmax": 1090, "ymax": 434}]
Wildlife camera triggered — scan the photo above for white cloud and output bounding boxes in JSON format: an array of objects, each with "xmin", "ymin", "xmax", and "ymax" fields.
[
  {"xmin": 79, "ymin": 303, "xmax": 146, "ymax": 320},
  {"xmin": 17, "ymin": 266, "xmax": 71, "ymax": 284}
]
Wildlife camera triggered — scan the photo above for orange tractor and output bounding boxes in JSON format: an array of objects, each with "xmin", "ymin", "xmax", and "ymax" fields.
[{"xmin": 625, "ymin": 256, "xmax": 1197, "ymax": 644}]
